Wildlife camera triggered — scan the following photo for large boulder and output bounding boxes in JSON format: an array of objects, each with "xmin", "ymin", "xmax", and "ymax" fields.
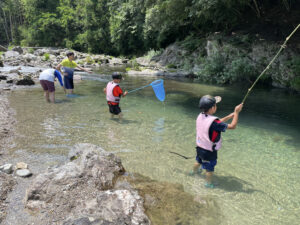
[
  {"xmin": 4, "ymin": 51, "xmax": 19, "ymax": 58},
  {"xmin": 25, "ymin": 143, "xmax": 150, "ymax": 225},
  {"xmin": 12, "ymin": 46, "xmax": 23, "ymax": 54},
  {"xmin": 16, "ymin": 76, "xmax": 35, "ymax": 85}
]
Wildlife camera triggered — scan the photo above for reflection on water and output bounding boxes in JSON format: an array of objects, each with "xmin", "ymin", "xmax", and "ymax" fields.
[{"xmin": 8, "ymin": 73, "xmax": 300, "ymax": 225}]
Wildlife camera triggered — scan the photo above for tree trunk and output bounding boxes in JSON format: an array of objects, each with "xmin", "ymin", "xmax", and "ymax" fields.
[{"xmin": 1, "ymin": 9, "xmax": 10, "ymax": 43}]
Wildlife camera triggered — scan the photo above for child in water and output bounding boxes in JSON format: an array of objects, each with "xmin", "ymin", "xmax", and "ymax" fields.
[
  {"xmin": 104, "ymin": 73, "xmax": 128, "ymax": 120},
  {"xmin": 56, "ymin": 52, "xmax": 92, "ymax": 95},
  {"xmin": 191, "ymin": 95, "xmax": 243, "ymax": 188}
]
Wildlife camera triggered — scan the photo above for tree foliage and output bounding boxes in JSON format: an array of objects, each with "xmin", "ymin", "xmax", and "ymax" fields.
[{"xmin": 0, "ymin": 0, "xmax": 298, "ymax": 54}]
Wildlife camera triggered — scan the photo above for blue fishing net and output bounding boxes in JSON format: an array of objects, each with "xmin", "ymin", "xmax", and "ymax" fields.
[{"xmin": 150, "ymin": 79, "xmax": 165, "ymax": 101}]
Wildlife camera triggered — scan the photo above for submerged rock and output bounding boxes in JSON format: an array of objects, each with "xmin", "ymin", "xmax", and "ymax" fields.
[
  {"xmin": 25, "ymin": 143, "xmax": 150, "ymax": 225},
  {"xmin": 16, "ymin": 76, "xmax": 35, "ymax": 85}
]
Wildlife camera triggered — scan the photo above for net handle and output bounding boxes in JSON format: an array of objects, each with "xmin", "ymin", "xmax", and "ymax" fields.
[{"xmin": 127, "ymin": 84, "xmax": 151, "ymax": 93}]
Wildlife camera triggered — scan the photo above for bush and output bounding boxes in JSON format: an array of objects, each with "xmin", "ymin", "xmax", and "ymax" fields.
[
  {"xmin": 166, "ymin": 64, "xmax": 177, "ymax": 69},
  {"xmin": 28, "ymin": 48, "xmax": 35, "ymax": 54},
  {"xmin": 145, "ymin": 49, "xmax": 163, "ymax": 60},
  {"xmin": 85, "ymin": 56, "xmax": 95, "ymax": 64},
  {"xmin": 43, "ymin": 53, "xmax": 50, "ymax": 61},
  {"xmin": 223, "ymin": 58, "xmax": 257, "ymax": 84},
  {"xmin": 289, "ymin": 56, "xmax": 300, "ymax": 91},
  {"xmin": 197, "ymin": 53, "xmax": 259, "ymax": 84},
  {"xmin": 197, "ymin": 53, "xmax": 227, "ymax": 84}
]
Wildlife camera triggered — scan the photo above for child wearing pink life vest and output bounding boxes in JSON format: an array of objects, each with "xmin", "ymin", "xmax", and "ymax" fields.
[
  {"xmin": 103, "ymin": 73, "xmax": 128, "ymax": 119},
  {"xmin": 191, "ymin": 95, "xmax": 243, "ymax": 188}
]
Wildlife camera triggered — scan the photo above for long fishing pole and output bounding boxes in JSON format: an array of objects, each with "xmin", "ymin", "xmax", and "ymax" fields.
[
  {"xmin": 169, "ymin": 151, "xmax": 193, "ymax": 159},
  {"xmin": 242, "ymin": 24, "xmax": 300, "ymax": 104}
]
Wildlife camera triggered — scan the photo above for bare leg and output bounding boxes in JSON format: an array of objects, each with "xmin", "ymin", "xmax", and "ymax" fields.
[
  {"xmin": 205, "ymin": 171, "xmax": 213, "ymax": 184},
  {"xmin": 193, "ymin": 162, "xmax": 201, "ymax": 173},
  {"xmin": 49, "ymin": 91, "xmax": 55, "ymax": 103},
  {"xmin": 118, "ymin": 112, "xmax": 123, "ymax": 121},
  {"xmin": 44, "ymin": 91, "xmax": 50, "ymax": 103}
]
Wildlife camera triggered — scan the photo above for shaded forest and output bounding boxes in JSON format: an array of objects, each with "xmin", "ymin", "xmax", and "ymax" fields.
[{"xmin": 0, "ymin": 0, "xmax": 299, "ymax": 56}]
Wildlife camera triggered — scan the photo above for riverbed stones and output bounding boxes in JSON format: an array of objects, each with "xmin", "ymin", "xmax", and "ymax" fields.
[
  {"xmin": 4, "ymin": 51, "xmax": 20, "ymax": 58},
  {"xmin": 25, "ymin": 143, "xmax": 150, "ymax": 224},
  {"xmin": 0, "ymin": 173, "xmax": 16, "ymax": 223},
  {"xmin": 16, "ymin": 169, "xmax": 32, "ymax": 177},
  {"xmin": 0, "ymin": 164, "xmax": 13, "ymax": 174},
  {"xmin": 15, "ymin": 162, "xmax": 28, "ymax": 170}
]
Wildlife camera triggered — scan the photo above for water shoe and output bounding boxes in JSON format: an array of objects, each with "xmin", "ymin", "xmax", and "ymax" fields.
[
  {"xmin": 188, "ymin": 168, "xmax": 202, "ymax": 176},
  {"xmin": 204, "ymin": 182, "xmax": 215, "ymax": 189}
]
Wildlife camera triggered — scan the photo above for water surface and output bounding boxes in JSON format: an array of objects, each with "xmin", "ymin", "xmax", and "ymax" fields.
[{"xmin": 8, "ymin": 72, "xmax": 300, "ymax": 225}]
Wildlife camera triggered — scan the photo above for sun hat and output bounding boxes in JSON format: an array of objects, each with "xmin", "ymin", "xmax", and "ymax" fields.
[{"xmin": 199, "ymin": 95, "xmax": 222, "ymax": 110}]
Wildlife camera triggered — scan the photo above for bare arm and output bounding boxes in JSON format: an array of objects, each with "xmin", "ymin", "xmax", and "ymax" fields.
[
  {"xmin": 103, "ymin": 88, "xmax": 106, "ymax": 94},
  {"xmin": 227, "ymin": 103, "xmax": 243, "ymax": 129},
  {"xmin": 76, "ymin": 66, "xmax": 92, "ymax": 73},
  {"xmin": 56, "ymin": 64, "xmax": 62, "ymax": 72},
  {"xmin": 220, "ymin": 113, "xmax": 234, "ymax": 122},
  {"xmin": 122, "ymin": 91, "xmax": 128, "ymax": 97}
]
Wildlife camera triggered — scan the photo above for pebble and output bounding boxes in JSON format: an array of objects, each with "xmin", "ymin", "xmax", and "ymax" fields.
[{"xmin": 16, "ymin": 169, "xmax": 32, "ymax": 177}]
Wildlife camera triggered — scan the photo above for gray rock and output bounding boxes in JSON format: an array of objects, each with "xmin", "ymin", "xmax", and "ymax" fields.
[
  {"xmin": 16, "ymin": 169, "xmax": 32, "ymax": 177},
  {"xmin": 25, "ymin": 143, "xmax": 150, "ymax": 225},
  {"xmin": 16, "ymin": 76, "xmax": 35, "ymax": 86},
  {"xmin": 4, "ymin": 51, "xmax": 19, "ymax": 58},
  {"xmin": 0, "ymin": 164, "xmax": 13, "ymax": 174},
  {"xmin": 12, "ymin": 46, "xmax": 23, "ymax": 54}
]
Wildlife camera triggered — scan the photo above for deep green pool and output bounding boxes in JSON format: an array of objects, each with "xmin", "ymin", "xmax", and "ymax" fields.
[{"xmin": 8, "ymin": 72, "xmax": 300, "ymax": 225}]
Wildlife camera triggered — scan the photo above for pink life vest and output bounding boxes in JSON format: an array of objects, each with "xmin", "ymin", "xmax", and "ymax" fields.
[
  {"xmin": 196, "ymin": 113, "xmax": 222, "ymax": 152},
  {"xmin": 106, "ymin": 81, "xmax": 120, "ymax": 103}
]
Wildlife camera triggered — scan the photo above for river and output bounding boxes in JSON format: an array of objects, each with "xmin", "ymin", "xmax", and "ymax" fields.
[{"xmin": 6, "ymin": 69, "xmax": 300, "ymax": 225}]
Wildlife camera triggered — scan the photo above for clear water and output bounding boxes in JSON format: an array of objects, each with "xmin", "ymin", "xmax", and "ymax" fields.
[{"xmin": 7, "ymin": 71, "xmax": 300, "ymax": 225}]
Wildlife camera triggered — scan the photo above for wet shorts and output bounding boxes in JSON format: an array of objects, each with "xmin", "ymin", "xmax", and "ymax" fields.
[
  {"xmin": 108, "ymin": 104, "xmax": 121, "ymax": 115},
  {"xmin": 196, "ymin": 146, "xmax": 217, "ymax": 172},
  {"xmin": 64, "ymin": 76, "xmax": 74, "ymax": 89},
  {"xmin": 40, "ymin": 80, "xmax": 55, "ymax": 92},
  {"xmin": 201, "ymin": 159, "xmax": 217, "ymax": 172}
]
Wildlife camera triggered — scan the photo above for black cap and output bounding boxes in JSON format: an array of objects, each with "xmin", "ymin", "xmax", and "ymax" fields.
[
  {"xmin": 199, "ymin": 95, "xmax": 222, "ymax": 110},
  {"xmin": 112, "ymin": 72, "xmax": 122, "ymax": 80}
]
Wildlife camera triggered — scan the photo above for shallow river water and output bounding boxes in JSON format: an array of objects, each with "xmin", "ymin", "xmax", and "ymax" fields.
[{"xmin": 7, "ymin": 70, "xmax": 300, "ymax": 225}]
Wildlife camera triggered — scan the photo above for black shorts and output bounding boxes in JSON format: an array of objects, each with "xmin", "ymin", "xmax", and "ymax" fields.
[
  {"xmin": 108, "ymin": 104, "xmax": 121, "ymax": 115},
  {"xmin": 64, "ymin": 76, "xmax": 74, "ymax": 89},
  {"xmin": 196, "ymin": 146, "xmax": 217, "ymax": 161}
]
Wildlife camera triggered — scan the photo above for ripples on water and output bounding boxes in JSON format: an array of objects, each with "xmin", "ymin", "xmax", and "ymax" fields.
[{"xmin": 8, "ymin": 71, "xmax": 300, "ymax": 225}]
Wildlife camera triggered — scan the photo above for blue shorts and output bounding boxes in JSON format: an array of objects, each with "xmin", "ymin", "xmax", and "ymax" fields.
[
  {"xmin": 201, "ymin": 159, "xmax": 217, "ymax": 172},
  {"xmin": 64, "ymin": 76, "xmax": 74, "ymax": 89},
  {"xmin": 195, "ymin": 146, "xmax": 217, "ymax": 172}
]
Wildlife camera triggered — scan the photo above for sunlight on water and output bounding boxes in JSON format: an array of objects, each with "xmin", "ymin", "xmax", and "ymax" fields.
[{"xmin": 8, "ymin": 73, "xmax": 300, "ymax": 225}]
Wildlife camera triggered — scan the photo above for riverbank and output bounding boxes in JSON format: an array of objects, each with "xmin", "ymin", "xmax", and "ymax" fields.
[{"xmin": 0, "ymin": 89, "xmax": 16, "ymax": 223}]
